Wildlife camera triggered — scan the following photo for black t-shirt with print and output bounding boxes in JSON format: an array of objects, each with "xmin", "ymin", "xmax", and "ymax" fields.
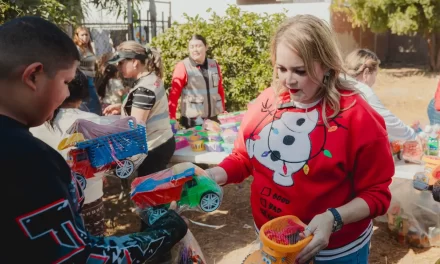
[{"xmin": 1, "ymin": 115, "xmax": 186, "ymax": 263}]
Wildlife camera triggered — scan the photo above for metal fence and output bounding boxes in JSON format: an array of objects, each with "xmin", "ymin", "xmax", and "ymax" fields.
[{"xmin": 82, "ymin": 1, "xmax": 171, "ymax": 57}]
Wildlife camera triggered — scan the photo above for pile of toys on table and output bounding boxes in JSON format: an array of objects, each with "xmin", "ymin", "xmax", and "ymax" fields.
[
  {"xmin": 386, "ymin": 124, "xmax": 440, "ymax": 248},
  {"xmin": 171, "ymin": 111, "xmax": 246, "ymax": 153}
]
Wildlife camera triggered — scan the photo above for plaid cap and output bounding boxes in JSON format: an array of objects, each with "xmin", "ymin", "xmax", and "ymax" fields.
[{"xmin": 108, "ymin": 50, "xmax": 148, "ymax": 64}]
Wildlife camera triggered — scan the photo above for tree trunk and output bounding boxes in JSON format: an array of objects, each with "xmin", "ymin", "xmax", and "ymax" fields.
[
  {"xmin": 436, "ymin": 33, "xmax": 440, "ymax": 71},
  {"xmin": 427, "ymin": 32, "xmax": 436, "ymax": 71}
]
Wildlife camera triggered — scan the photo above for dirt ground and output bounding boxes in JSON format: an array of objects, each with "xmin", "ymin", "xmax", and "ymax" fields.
[{"xmin": 103, "ymin": 68, "xmax": 440, "ymax": 264}]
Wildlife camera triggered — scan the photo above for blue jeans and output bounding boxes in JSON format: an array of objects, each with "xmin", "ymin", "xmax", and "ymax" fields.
[
  {"xmin": 314, "ymin": 242, "xmax": 370, "ymax": 264},
  {"xmin": 428, "ymin": 98, "xmax": 440, "ymax": 125},
  {"xmin": 80, "ymin": 77, "xmax": 102, "ymax": 116}
]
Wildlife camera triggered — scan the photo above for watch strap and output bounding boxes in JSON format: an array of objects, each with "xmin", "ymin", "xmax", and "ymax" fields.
[{"xmin": 327, "ymin": 208, "xmax": 343, "ymax": 232}]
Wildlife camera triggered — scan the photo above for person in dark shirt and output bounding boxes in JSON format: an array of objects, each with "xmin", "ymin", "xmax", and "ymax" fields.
[{"xmin": 0, "ymin": 16, "xmax": 187, "ymax": 263}]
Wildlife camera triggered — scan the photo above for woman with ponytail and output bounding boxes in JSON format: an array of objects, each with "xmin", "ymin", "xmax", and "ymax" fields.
[
  {"xmin": 345, "ymin": 49, "xmax": 417, "ymax": 141},
  {"xmin": 104, "ymin": 41, "xmax": 175, "ymax": 178}
]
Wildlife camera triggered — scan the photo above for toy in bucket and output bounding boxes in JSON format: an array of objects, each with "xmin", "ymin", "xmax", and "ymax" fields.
[
  {"xmin": 243, "ymin": 215, "xmax": 313, "ymax": 264},
  {"xmin": 130, "ymin": 163, "xmax": 223, "ymax": 225}
]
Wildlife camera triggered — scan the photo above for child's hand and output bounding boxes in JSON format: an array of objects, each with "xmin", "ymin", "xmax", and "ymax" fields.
[{"xmin": 103, "ymin": 103, "xmax": 122, "ymax": 115}]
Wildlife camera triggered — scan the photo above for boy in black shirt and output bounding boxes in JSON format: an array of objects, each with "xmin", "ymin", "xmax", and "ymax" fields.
[{"xmin": 1, "ymin": 17, "xmax": 187, "ymax": 263}]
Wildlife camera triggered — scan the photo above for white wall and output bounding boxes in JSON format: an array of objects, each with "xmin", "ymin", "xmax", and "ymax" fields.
[{"xmin": 171, "ymin": 0, "xmax": 332, "ymax": 24}]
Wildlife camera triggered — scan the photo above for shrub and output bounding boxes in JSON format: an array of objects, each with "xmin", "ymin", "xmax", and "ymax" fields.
[{"xmin": 151, "ymin": 5, "xmax": 287, "ymax": 111}]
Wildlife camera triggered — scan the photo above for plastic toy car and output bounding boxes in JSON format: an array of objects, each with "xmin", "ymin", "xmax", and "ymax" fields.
[
  {"xmin": 67, "ymin": 148, "xmax": 134, "ymax": 179},
  {"xmin": 131, "ymin": 166, "xmax": 222, "ymax": 225},
  {"xmin": 61, "ymin": 121, "xmax": 147, "ymax": 180}
]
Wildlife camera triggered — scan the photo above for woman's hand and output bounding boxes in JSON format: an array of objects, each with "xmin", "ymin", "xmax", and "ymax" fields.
[
  {"xmin": 296, "ymin": 211, "xmax": 334, "ymax": 264},
  {"xmin": 205, "ymin": 166, "xmax": 228, "ymax": 186},
  {"xmin": 103, "ymin": 103, "xmax": 122, "ymax": 115}
]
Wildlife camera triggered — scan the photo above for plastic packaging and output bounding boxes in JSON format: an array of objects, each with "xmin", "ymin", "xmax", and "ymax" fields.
[
  {"xmin": 205, "ymin": 141, "xmax": 224, "ymax": 152},
  {"xmin": 130, "ymin": 162, "xmax": 223, "ymax": 225},
  {"xmin": 222, "ymin": 143, "xmax": 234, "ymax": 154},
  {"xmin": 173, "ymin": 229, "xmax": 207, "ymax": 264},
  {"xmin": 207, "ymin": 131, "xmax": 222, "ymax": 142},
  {"xmin": 220, "ymin": 122, "xmax": 239, "ymax": 133},
  {"xmin": 203, "ymin": 119, "xmax": 221, "ymax": 133},
  {"xmin": 243, "ymin": 215, "xmax": 313, "ymax": 264},
  {"xmin": 379, "ymin": 177, "xmax": 440, "ymax": 248},
  {"xmin": 218, "ymin": 111, "xmax": 246, "ymax": 124},
  {"xmin": 402, "ymin": 140, "xmax": 424, "ymax": 164},
  {"xmin": 59, "ymin": 116, "xmax": 148, "ymax": 179},
  {"xmin": 176, "ymin": 136, "xmax": 189, "ymax": 150}
]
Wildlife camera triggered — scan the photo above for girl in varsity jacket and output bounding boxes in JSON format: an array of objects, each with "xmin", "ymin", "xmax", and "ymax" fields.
[{"xmin": 205, "ymin": 15, "xmax": 394, "ymax": 264}]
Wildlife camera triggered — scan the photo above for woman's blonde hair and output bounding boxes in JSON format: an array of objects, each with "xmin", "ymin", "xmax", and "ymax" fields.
[
  {"xmin": 345, "ymin": 48, "xmax": 380, "ymax": 77},
  {"xmin": 73, "ymin": 26, "xmax": 94, "ymax": 55},
  {"xmin": 116, "ymin": 41, "xmax": 163, "ymax": 78},
  {"xmin": 271, "ymin": 15, "xmax": 356, "ymax": 126}
]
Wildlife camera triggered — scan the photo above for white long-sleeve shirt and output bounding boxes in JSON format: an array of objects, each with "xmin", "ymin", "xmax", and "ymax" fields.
[{"xmin": 343, "ymin": 75, "xmax": 417, "ymax": 141}]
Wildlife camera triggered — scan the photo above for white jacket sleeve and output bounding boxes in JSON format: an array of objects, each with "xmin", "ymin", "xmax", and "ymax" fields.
[
  {"xmin": 365, "ymin": 92, "xmax": 417, "ymax": 141},
  {"xmin": 344, "ymin": 75, "xmax": 417, "ymax": 141}
]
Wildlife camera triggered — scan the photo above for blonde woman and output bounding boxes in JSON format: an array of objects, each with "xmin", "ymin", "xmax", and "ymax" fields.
[
  {"xmin": 104, "ymin": 41, "xmax": 175, "ymax": 178},
  {"xmin": 345, "ymin": 48, "xmax": 417, "ymax": 141},
  {"xmin": 205, "ymin": 15, "xmax": 394, "ymax": 263},
  {"xmin": 73, "ymin": 26, "xmax": 102, "ymax": 115}
]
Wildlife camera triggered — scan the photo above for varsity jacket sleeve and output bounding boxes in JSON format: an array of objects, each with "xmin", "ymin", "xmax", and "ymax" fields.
[
  {"xmin": 9, "ymin": 154, "xmax": 187, "ymax": 263},
  {"xmin": 216, "ymin": 63, "xmax": 226, "ymax": 111},
  {"xmin": 434, "ymin": 79, "xmax": 440, "ymax": 111},
  {"xmin": 168, "ymin": 61, "xmax": 187, "ymax": 120},
  {"xmin": 350, "ymin": 101, "xmax": 395, "ymax": 218}
]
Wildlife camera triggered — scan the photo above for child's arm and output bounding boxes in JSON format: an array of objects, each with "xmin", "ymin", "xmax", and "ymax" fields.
[{"xmin": 7, "ymin": 154, "xmax": 187, "ymax": 263}]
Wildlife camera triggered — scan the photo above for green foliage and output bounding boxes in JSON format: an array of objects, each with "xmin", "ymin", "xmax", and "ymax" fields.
[
  {"xmin": 0, "ymin": 0, "xmax": 83, "ymax": 27},
  {"xmin": 332, "ymin": 0, "xmax": 440, "ymax": 36},
  {"xmin": 151, "ymin": 5, "xmax": 287, "ymax": 111}
]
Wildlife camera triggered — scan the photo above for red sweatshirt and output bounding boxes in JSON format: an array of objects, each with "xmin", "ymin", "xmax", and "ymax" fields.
[
  {"xmin": 434, "ymin": 79, "xmax": 440, "ymax": 111},
  {"xmin": 168, "ymin": 61, "xmax": 226, "ymax": 120},
  {"xmin": 219, "ymin": 87, "xmax": 394, "ymax": 249}
]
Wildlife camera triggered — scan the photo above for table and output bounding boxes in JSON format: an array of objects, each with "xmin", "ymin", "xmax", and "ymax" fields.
[
  {"xmin": 394, "ymin": 159, "xmax": 423, "ymax": 180},
  {"xmin": 171, "ymin": 146, "xmax": 229, "ymax": 165}
]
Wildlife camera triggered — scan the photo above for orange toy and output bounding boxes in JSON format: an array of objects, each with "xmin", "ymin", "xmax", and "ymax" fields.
[{"xmin": 243, "ymin": 216, "xmax": 313, "ymax": 264}]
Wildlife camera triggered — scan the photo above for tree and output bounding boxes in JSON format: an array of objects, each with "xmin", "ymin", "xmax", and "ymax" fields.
[
  {"xmin": 0, "ymin": 0, "xmax": 84, "ymax": 27},
  {"xmin": 332, "ymin": 0, "xmax": 440, "ymax": 70},
  {"xmin": 151, "ymin": 6, "xmax": 287, "ymax": 111},
  {"xmin": 0, "ymin": 0, "xmax": 137, "ymax": 28}
]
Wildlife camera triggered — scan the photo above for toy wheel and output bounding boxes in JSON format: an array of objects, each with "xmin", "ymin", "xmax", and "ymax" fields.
[
  {"xmin": 116, "ymin": 159, "xmax": 134, "ymax": 179},
  {"xmin": 199, "ymin": 192, "xmax": 221, "ymax": 212},
  {"xmin": 148, "ymin": 208, "xmax": 168, "ymax": 225},
  {"xmin": 397, "ymin": 151, "xmax": 402, "ymax": 160},
  {"xmin": 73, "ymin": 172, "xmax": 87, "ymax": 191}
]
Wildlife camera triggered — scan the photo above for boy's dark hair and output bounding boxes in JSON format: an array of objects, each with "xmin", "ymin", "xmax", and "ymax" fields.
[
  {"xmin": 0, "ymin": 16, "xmax": 80, "ymax": 80},
  {"xmin": 49, "ymin": 69, "xmax": 89, "ymax": 128}
]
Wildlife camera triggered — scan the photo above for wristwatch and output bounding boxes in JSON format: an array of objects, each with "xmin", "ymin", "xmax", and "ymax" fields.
[{"xmin": 327, "ymin": 208, "xmax": 343, "ymax": 233}]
